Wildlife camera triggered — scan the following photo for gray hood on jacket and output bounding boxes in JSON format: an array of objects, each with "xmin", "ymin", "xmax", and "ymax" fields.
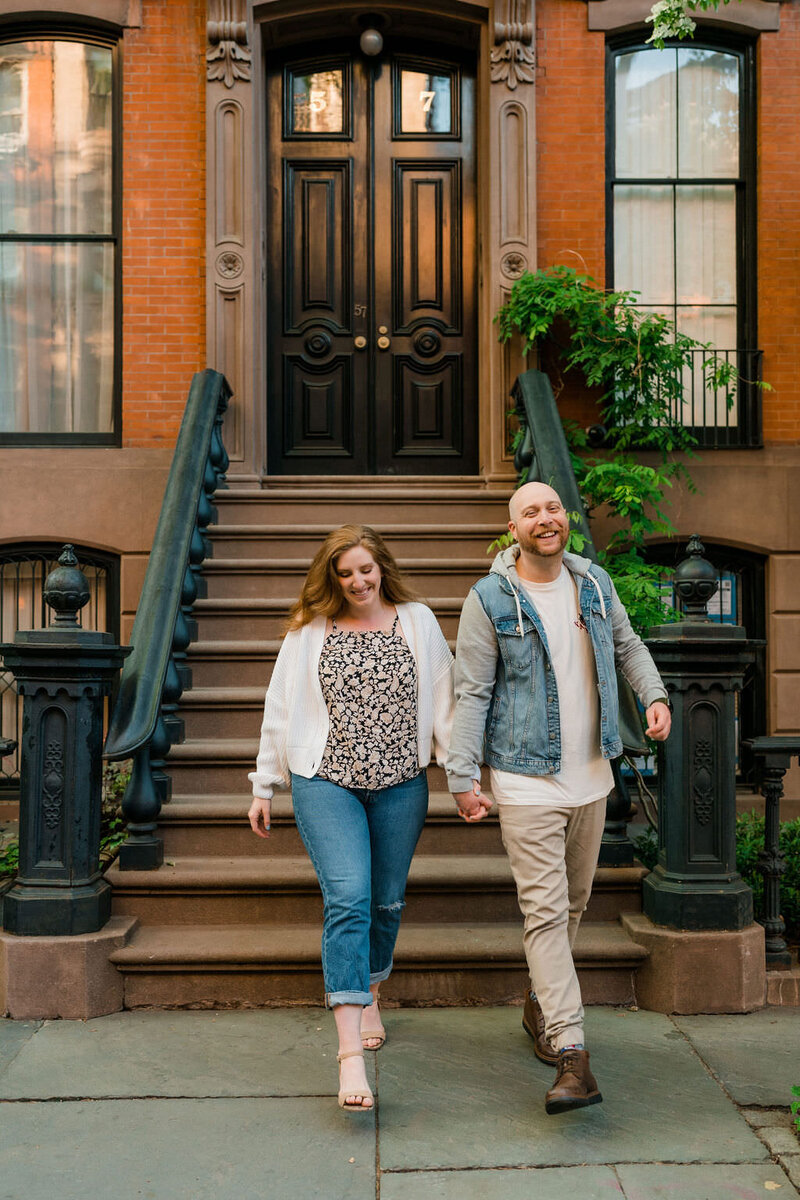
[{"xmin": 490, "ymin": 544, "xmax": 596, "ymax": 583}]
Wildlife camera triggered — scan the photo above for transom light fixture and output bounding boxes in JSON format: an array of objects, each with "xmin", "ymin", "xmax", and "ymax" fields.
[{"xmin": 359, "ymin": 26, "xmax": 383, "ymax": 55}]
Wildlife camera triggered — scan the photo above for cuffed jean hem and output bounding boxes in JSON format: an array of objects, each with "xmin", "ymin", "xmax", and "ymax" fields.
[
  {"xmin": 369, "ymin": 961, "xmax": 393, "ymax": 985},
  {"xmin": 326, "ymin": 990, "xmax": 373, "ymax": 1008}
]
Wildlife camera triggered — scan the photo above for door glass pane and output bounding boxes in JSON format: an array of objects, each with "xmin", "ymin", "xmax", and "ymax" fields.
[
  {"xmin": 400, "ymin": 70, "xmax": 452, "ymax": 134},
  {"xmin": 0, "ymin": 40, "xmax": 112, "ymax": 235},
  {"xmin": 290, "ymin": 67, "xmax": 344, "ymax": 134},
  {"xmin": 677, "ymin": 49, "xmax": 738, "ymax": 178},
  {"xmin": 676, "ymin": 185, "xmax": 735, "ymax": 305},
  {"xmin": 615, "ymin": 50, "xmax": 676, "ymax": 178},
  {"xmin": 0, "ymin": 241, "xmax": 114, "ymax": 433},
  {"xmin": 614, "ymin": 184, "xmax": 674, "ymax": 304}
]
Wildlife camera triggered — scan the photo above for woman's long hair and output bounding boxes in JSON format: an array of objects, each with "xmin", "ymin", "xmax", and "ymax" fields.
[{"xmin": 286, "ymin": 525, "xmax": 418, "ymax": 631}]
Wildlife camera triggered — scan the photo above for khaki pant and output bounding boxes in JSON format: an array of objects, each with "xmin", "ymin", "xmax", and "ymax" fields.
[{"xmin": 498, "ymin": 798, "xmax": 606, "ymax": 1051}]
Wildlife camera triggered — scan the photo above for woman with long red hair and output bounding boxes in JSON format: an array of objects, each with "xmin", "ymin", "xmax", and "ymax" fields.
[{"xmin": 248, "ymin": 525, "xmax": 453, "ymax": 1112}]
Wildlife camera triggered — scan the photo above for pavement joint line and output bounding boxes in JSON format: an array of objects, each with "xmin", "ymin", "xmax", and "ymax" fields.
[
  {"xmin": 0, "ymin": 1093, "xmax": 346, "ymax": 1103},
  {"xmin": 376, "ymin": 1159, "xmax": 777, "ymax": 1174},
  {"xmin": 374, "ymin": 1055, "xmax": 382, "ymax": 1200}
]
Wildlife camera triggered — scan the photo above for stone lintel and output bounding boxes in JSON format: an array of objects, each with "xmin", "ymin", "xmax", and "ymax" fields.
[
  {"xmin": 622, "ymin": 912, "xmax": 766, "ymax": 1014},
  {"xmin": 586, "ymin": 0, "xmax": 780, "ymax": 33},
  {"xmin": 0, "ymin": 916, "xmax": 138, "ymax": 1020}
]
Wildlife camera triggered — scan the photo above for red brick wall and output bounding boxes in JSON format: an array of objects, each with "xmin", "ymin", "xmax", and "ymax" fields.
[
  {"xmin": 534, "ymin": 0, "xmax": 800, "ymax": 444},
  {"xmin": 535, "ymin": 0, "xmax": 607, "ymax": 429},
  {"xmin": 758, "ymin": 7, "xmax": 800, "ymax": 444},
  {"xmin": 121, "ymin": 0, "xmax": 206, "ymax": 448}
]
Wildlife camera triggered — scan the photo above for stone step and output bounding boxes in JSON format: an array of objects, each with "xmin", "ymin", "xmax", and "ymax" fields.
[
  {"xmin": 200, "ymin": 558, "xmax": 487, "ymax": 600},
  {"xmin": 207, "ymin": 524, "xmax": 501, "ymax": 560},
  {"xmin": 212, "ymin": 486, "xmax": 512, "ymax": 527},
  {"xmin": 159, "ymin": 791, "xmax": 507, "ymax": 857},
  {"xmin": 189, "ymin": 598, "xmax": 464, "ymax": 640},
  {"xmin": 163, "ymin": 737, "xmax": 452, "ymax": 793},
  {"xmin": 185, "ymin": 641, "xmax": 280, "ymax": 688},
  {"xmin": 110, "ymin": 919, "xmax": 647, "ymax": 1008},
  {"xmin": 107, "ymin": 851, "xmax": 646, "ymax": 928}
]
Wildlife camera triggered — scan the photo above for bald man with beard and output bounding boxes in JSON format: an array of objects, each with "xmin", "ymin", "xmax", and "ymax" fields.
[{"xmin": 446, "ymin": 482, "xmax": 671, "ymax": 1115}]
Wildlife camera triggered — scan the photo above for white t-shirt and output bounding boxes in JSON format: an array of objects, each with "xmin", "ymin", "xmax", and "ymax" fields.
[{"xmin": 490, "ymin": 566, "xmax": 614, "ymax": 808}]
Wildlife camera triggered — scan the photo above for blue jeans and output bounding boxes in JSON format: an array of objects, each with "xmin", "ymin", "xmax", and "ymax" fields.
[{"xmin": 290, "ymin": 771, "xmax": 428, "ymax": 1007}]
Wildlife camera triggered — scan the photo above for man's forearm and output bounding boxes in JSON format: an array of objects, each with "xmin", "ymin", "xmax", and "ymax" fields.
[{"xmin": 446, "ymin": 590, "xmax": 498, "ymax": 792}]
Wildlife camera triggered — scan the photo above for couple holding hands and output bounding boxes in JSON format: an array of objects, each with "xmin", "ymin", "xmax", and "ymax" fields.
[{"xmin": 247, "ymin": 482, "xmax": 671, "ymax": 1116}]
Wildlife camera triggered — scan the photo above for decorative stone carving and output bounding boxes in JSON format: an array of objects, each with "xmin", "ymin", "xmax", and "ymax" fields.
[
  {"xmin": 216, "ymin": 250, "xmax": 244, "ymax": 278},
  {"xmin": 501, "ymin": 251, "xmax": 527, "ymax": 279},
  {"xmin": 207, "ymin": 0, "xmax": 251, "ymax": 88},
  {"xmin": 491, "ymin": 0, "xmax": 535, "ymax": 89}
]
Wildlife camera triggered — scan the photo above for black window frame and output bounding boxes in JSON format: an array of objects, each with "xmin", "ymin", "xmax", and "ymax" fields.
[
  {"xmin": 0, "ymin": 17, "xmax": 122, "ymax": 447},
  {"xmin": 606, "ymin": 33, "xmax": 759, "ymax": 449}
]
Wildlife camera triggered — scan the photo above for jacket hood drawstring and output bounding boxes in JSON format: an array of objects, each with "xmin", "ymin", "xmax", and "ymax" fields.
[{"xmin": 493, "ymin": 545, "xmax": 608, "ymax": 628}]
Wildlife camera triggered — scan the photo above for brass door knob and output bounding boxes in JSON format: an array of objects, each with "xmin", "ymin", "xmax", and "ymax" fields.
[
  {"xmin": 354, "ymin": 335, "xmax": 367, "ymax": 350},
  {"xmin": 377, "ymin": 335, "xmax": 391, "ymax": 350}
]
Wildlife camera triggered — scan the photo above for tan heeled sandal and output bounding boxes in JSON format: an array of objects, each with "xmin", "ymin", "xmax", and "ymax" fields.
[
  {"xmin": 336, "ymin": 1049, "xmax": 374, "ymax": 1111},
  {"xmin": 361, "ymin": 999, "xmax": 386, "ymax": 1050}
]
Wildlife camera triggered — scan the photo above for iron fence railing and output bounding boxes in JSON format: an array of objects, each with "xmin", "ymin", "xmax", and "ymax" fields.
[{"xmin": 668, "ymin": 347, "xmax": 763, "ymax": 449}]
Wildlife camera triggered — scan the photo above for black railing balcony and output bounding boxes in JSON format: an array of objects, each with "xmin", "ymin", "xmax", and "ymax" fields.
[{"xmin": 667, "ymin": 347, "xmax": 763, "ymax": 450}]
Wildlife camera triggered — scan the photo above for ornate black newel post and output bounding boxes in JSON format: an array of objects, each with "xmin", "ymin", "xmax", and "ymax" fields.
[
  {"xmin": 0, "ymin": 547, "xmax": 130, "ymax": 936},
  {"xmin": 744, "ymin": 737, "xmax": 800, "ymax": 968},
  {"xmin": 643, "ymin": 536, "xmax": 756, "ymax": 930}
]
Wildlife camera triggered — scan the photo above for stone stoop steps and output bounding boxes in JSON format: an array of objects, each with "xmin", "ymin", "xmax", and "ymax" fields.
[{"xmin": 108, "ymin": 484, "xmax": 649, "ymax": 1009}]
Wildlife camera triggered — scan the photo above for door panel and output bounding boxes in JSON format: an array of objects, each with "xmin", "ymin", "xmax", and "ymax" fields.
[{"xmin": 267, "ymin": 42, "xmax": 476, "ymax": 475}]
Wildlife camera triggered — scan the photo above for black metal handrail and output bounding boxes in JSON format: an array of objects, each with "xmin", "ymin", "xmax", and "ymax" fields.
[{"xmin": 104, "ymin": 368, "xmax": 230, "ymax": 869}]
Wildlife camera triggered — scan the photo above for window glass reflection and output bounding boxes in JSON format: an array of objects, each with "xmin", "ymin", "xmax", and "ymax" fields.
[
  {"xmin": 0, "ymin": 242, "xmax": 114, "ymax": 433},
  {"xmin": 291, "ymin": 68, "xmax": 344, "ymax": 134},
  {"xmin": 401, "ymin": 70, "xmax": 452, "ymax": 134},
  {"xmin": 0, "ymin": 41, "xmax": 112, "ymax": 235}
]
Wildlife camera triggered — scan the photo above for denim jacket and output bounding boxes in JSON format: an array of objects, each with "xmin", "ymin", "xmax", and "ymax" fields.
[{"xmin": 445, "ymin": 547, "xmax": 666, "ymax": 792}]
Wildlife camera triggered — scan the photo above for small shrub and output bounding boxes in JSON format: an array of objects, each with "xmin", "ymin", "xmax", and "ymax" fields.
[
  {"xmin": 632, "ymin": 826, "xmax": 658, "ymax": 872},
  {"xmin": 0, "ymin": 838, "xmax": 18, "ymax": 880}
]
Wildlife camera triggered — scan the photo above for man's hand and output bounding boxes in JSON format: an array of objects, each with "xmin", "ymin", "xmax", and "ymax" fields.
[
  {"xmin": 453, "ymin": 781, "xmax": 493, "ymax": 822},
  {"xmin": 645, "ymin": 701, "xmax": 671, "ymax": 741}
]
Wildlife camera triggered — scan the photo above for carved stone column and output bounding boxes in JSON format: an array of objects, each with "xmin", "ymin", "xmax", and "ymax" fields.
[
  {"xmin": 207, "ymin": 1, "xmax": 255, "ymax": 472},
  {"xmin": 485, "ymin": 0, "xmax": 537, "ymax": 482}
]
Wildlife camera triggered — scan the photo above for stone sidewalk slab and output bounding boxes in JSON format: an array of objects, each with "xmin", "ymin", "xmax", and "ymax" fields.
[
  {"xmin": 380, "ymin": 1165, "xmax": 624, "ymax": 1198},
  {"xmin": 0, "ymin": 1018, "xmax": 39, "ymax": 1073},
  {"xmin": 376, "ymin": 1007, "xmax": 767, "ymax": 1170},
  {"xmin": 672, "ymin": 1011, "xmax": 800, "ymax": 1107},
  {"xmin": 0, "ymin": 1009, "xmax": 371, "ymax": 1099},
  {"xmin": 615, "ymin": 1163, "xmax": 800, "ymax": 1199},
  {"xmin": 0, "ymin": 1097, "xmax": 375, "ymax": 1200}
]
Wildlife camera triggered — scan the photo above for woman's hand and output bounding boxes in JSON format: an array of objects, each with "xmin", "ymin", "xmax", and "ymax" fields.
[
  {"xmin": 248, "ymin": 795, "xmax": 271, "ymax": 838},
  {"xmin": 453, "ymin": 781, "xmax": 492, "ymax": 822}
]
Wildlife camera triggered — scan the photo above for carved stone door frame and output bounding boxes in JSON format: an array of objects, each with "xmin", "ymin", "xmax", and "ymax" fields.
[{"xmin": 205, "ymin": 0, "xmax": 537, "ymax": 482}]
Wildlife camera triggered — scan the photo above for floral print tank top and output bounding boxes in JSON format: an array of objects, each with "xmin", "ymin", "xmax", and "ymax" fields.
[{"xmin": 317, "ymin": 612, "xmax": 419, "ymax": 790}]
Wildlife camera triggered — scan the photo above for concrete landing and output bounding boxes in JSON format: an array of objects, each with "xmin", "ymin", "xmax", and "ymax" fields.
[{"xmin": 0, "ymin": 1006, "xmax": 797, "ymax": 1200}]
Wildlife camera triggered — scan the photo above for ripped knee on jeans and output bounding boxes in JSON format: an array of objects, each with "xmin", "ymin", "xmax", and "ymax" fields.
[{"xmin": 376, "ymin": 899, "xmax": 405, "ymax": 913}]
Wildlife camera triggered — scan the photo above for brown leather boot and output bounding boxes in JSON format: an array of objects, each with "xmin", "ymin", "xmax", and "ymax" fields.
[
  {"xmin": 545, "ymin": 1049, "xmax": 603, "ymax": 1115},
  {"xmin": 522, "ymin": 993, "xmax": 558, "ymax": 1066}
]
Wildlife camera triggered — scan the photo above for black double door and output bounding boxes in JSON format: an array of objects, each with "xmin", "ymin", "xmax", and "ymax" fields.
[{"xmin": 266, "ymin": 42, "xmax": 477, "ymax": 475}]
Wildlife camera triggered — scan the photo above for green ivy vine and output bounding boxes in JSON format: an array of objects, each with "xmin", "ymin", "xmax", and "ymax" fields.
[{"xmin": 494, "ymin": 265, "xmax": 767, "ymax": 635}]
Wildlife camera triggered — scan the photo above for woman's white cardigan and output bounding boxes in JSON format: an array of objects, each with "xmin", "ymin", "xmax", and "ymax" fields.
[{"xmin": 248, "ymin": 602, "xmax": 455, "ymax": 800}]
